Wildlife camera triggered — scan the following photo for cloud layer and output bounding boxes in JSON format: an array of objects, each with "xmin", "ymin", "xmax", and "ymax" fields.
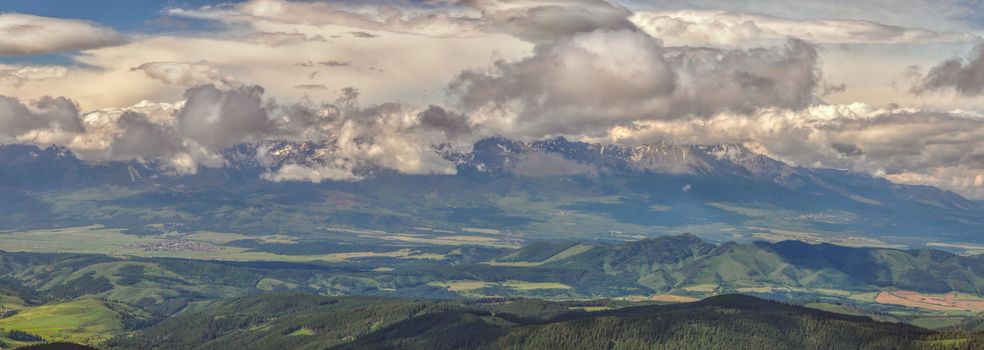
[
  {"xmin": 630, "ymin": 10, "xmax": 980, "ymax": 47},
  {"xmin": 0, "ymin": 13, "xmax": 126, "ymax": 55},
  {"xmin": 0, "ymin": 0, "xmax": 981, "ymax": 198}
]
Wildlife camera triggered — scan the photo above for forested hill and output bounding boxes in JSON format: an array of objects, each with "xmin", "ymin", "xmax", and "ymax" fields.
[
  {"xmin": 490, "ymin": 234, "xmax": 984, "ymax": 295},
  {"xmin": 106, "ymin": 293, "xmax": 982, "ymax": 350}
]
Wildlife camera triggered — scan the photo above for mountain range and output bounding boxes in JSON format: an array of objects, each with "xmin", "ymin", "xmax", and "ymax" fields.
[{"xmin": 0, "ymin": 137, "xmax": 981, "ymax": 244}]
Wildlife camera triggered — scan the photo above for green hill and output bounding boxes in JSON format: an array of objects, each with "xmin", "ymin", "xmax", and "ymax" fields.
[
  {"xmin": 107, "ymin": 293, "xmax": 984, "ymax": 350},
  {"xmin": 496, "ymin": 234, "xmax": 984, "ymax": 296}
]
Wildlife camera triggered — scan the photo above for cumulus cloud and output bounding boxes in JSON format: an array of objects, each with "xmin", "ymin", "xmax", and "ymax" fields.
[
  {"xmin": 912, "ymin": 44, "xmax": 984, "ymax": 96},
  {"xmin": 131, "ymin": 61, "xmax": 239, "ymax": 89},
  {"xmin": 0, "ymin": 65, "xmax": 68, "ymax": 86},
  {"xmin": 630, "ymin": 10, "xmax": 980, "ymax": 47},
  {"xmin": 176, "ymin": 85, "xmax": 274, "ymax": 149},
  {"xmin": 601, "ymin": 103, "xmax": 984, "ymax": 198},
  {"xmin": 263, "ymin": 163, "xmax": 363, "ymax": 182},
  {"xmin": 451, "ymin": 29, "xmax": 819, "ymax": 137},
  {"xmin": 0, "ymin": 0, "xmax": 980, "ymax": 199},
  {"xmin": 0, "ymin": 13, "xmax": 126, "ymax": 55},
  {"xmin": 104, "ymin": 112, "xmax": 185, "ymax": 161},
  {"xmin": 0, "ymin": 96, "xmax": 83, "ymax": 143}
]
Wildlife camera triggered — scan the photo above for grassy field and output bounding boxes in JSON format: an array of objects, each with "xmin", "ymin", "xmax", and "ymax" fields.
[
  {"xmin": 0, "ymin": 226, "xmax": 447, "ymax": 263},
  {"xmin": 500, "ymin": 281, "xmax": 571, "ymax": 291},
  {"xmin": 358, "ymin": 232, "xmax": 519, "ymax": 248},
  {"xmin": 908, "ymin": 316, "xmax": 969, "ymax": 330},
  {"xmin": 286, "ymin": 328, "xmax": 315, "ymax": 336},
  {"xmin": 569, "ymin": 306, "xmax": 613, "ymax": 312},
  {"xmin": 429, "ymin": 280, "xmax": 572, "ymax": 293},
  {"xmin": 486, "ymin": 243, "xmax": 594, "ymax": 267},
  {"xmin": 429, "ymin": 280, "xmax": 489, "ymax": 292},
  {"xmin": 0, "ymin": 292, "xmax": 26, "ymax": 310},
  {"xmin": 0, "ymin": 299, "xmax": 121, "ymax": 345},
  {"xmin": 319, "ymin": 249, "xmax": 446, "ymax": 262}
]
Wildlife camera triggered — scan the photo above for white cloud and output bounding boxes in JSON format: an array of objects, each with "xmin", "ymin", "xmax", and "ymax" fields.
[
  {"xmin": 0, "ymin": 65, "xmax": 68, "ymax": 86},
  {"xmin": 630, "ymin": 10, "xmax": 980, "ymax": 47},
  {"xmin": 169, "ymin": 0, "xmax": 486, "ymax": 37},
  {"xmin": 263, "ymin": 163, "xmax": 363, "ymax": 182},
  {"xmin": 242, "ymin": 32, "xmax": 327, "ymax": 46},
  {"xmin": 452, "ymin": 29, "xmax": 819, "ymax": 137},
  {"xmin": 0, "ymin": 13, "xmax": 125, "ymax": 55},
  {"xmin": 131, "ymin": 61, "xmax": 239, "ymax": 89},
  {"xmin": 599, "ymin": 103, "xmax": 984, "ymax": 198}
]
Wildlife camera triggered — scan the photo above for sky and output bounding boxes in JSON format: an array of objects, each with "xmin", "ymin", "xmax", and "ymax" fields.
[{"xmin": 0, "ymin": 0, "xmax": 983, "ymax": 198}]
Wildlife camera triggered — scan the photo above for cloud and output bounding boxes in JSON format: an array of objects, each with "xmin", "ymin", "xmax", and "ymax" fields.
[
  {"xmin": 619, "ymin": 0, "xmax": 984, "ymax": 33},
  {"xmin": 0, "ymin": 65, "xmax": 69, "ymax": 87},
  {"xmin": 131, "ymin": 61, "xmax": 239, "ymax": 89},
  {"xmin": 169, "ymin": 0, "xmax": 486, "ymax": 37},
  {"xmin": 350, "ymin": 31, "xmax": 378, "ymax": 38},
  {"xmin": 512, "ymin": 152, "xmax": 598, "ymax": 176},
  {"xmin": 0, "ymin": 95, "xmax": 83, "ymax": 143},
  {"xmin": 0, "ymin": 13, "xmax": 126, "ymax": 55},
  {"xmin": 417, "ymin": 105, "xmax": 473, "ymax": 138},
  {"xmin": 263, "ymin": 163, "xmax": 363, "ymax": 182},
  {"xmin": 294, "ymin": 84, "xmax": 328, "ymax": 90},
  {"xmin": 105, "ymin": 112, "xmax": 185, "ymax": 161},
  {"xmin": 451, "ymin": 29, "xmax": 819, "ymax": 137},
  {"xmin": 243, "ymin": 32, "xmax": 327, "ymax": 46},
  {"xmin": 630, "ymin": 10, "xmax": 980, "ymax": 47},
  {"xmin": 170, "ymin": 0, "xmax": 636, "ymax": 42},
  {"xmin": 601, "ymin": 103, "xmax": 984, "ymax": 198},
  {"xmin": 912, "ymin": 44, "xmax": 984, "ymax": 96},
  {"xmin": 464, "ymin": 0, "xmax": 637, "ymax": 42},
  {"xmin": 176, "ymin": 84, "xmax": 274, "ymax": 150}
]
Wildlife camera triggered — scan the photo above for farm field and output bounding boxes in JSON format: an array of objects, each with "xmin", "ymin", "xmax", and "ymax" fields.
[
  {"xmin": 875, "ymin": 291, "xmax": 984, "ymax": 312},
  {"xmin": 0, "ymin": 226, "xmax": 448, "ymax": 263}
]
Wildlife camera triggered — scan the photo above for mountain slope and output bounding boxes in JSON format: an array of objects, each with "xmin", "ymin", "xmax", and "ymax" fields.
[
  {"xmin": 107, "ymin": 293, "xmax": 983, "ymax": 350},
  {"xmin": 1, "ymin": 138, "xmax": 980, "ymax": 243},
  {"xmin": 487, "ymin": 234, "xmax": 984, "ymax": 295}
]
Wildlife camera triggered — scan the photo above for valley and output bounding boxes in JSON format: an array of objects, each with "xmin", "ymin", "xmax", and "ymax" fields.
[
  {"xmin": 2, "ymin": 231, "xmax": 984, "ymax": 348},
  {"xmin": 0, "ymin": 139, "xmax": 982, "ymax": 349}
]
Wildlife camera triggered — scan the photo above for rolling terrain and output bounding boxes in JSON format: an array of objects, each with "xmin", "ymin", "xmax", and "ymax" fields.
[
  {"xmin": 102, "ymin": 293, "xmax": 984, "ymax": 350},
  {"xmin": 1, "ymin": 234, "xmax": 984, "ymax": 348}
]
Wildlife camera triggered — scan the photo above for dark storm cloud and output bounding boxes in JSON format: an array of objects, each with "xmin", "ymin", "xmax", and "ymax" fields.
[
  {"xmin": 106, "ymin": 112, "xmax": 184, "ymax": 160},
  {"xmin": 913, "ymin": 44, "xmax": 984, "ymax": 96},
  {"xmin": 0, "ymin": 95, "xmax": 82, "ymax": 140},
  {"xmin": 176, "ymin": 84, "xmax": 275, "ymax": 149},
  {"xmin": 417, "ymin": 105, "xmax": 473, "ymax": 137}
]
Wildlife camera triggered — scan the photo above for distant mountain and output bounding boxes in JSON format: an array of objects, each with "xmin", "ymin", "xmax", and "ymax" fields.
[
  {"xmin": 106, "ymin": 293, "xmax": 982, "ymax": 350},
  {"xmin": 0, "ymin": 138, "xmax": 980, "ymax": 242}
]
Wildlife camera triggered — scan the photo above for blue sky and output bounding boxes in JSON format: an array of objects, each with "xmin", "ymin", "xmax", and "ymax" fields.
[{"xmin": 0, "ymin": 0, "xmax": 230, "ymax": 30}]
